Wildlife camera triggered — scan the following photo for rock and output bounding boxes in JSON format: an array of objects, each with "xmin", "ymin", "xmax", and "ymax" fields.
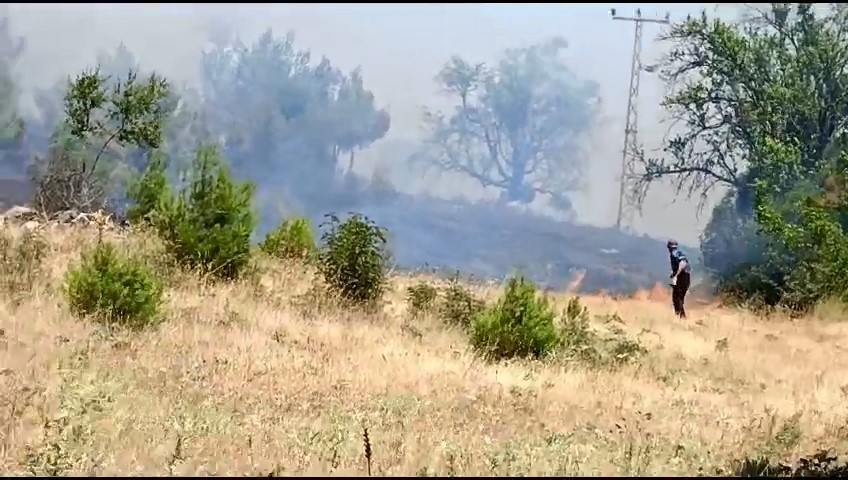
[{"xmin": 2, "ymin": 205, "xmax": 37, "ymax": 222}]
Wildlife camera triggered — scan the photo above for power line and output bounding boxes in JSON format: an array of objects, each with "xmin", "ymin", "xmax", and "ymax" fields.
[{"xmin": 610, "ymin": 7, "xmax": 670, "ymax": 231}]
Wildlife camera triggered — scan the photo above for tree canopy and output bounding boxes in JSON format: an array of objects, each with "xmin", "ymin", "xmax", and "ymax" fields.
[
  {"xmin": 199, "ymin": 29, "xmax": 390, "ymax": 212},
  {"xmin": 641, "ymin": 3, "xmax": 848, "ymax": 312},
  {"xmin": 415, "ymin": 37, "xmax": 600, "ymax": 214},
  {"xmin": 32, "ymin": 64, "xmax": 171, "ymax": 214},
  {"xmin": 639, "ymin": 5, "xmax": 848, "ymax": 206}
]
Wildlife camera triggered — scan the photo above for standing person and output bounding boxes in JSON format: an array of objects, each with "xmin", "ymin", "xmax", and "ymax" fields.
[{"xmin": 667, "ymin": 239, "xmax": 691, "ymax": 318}]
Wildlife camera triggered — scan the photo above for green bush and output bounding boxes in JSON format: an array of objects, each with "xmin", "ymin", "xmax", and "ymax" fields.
[
  {"xmin": 561, "ymin": 297, "xmax": 647, "ymax": 367},
  {"xmin": 406, "ymin": 281, "xmax": 438, "ymax": 315},
  {"xmin": 439, "ymin": 273, "xmax": 485, "ymax": 329},
  {"xmin": 726, "ymin": 138, "xmax": 848, "ymax": 315},
  {"xmin": 470, "ymin": 276, "xmax": 561, "ymax": 360},
  {"xmin": 260, "ymin": 217, "xmax": 317, "ymax": 261},
  {"xmin": 155, "ymin": 145, "xmax": 257, "ymax": 280},
  {"xmin": 561, "ymin": 297, "xmax": 601, "ymax": 364},
  {"xmin": 65, "ymin": 242, "xmax": 163, "ymax": 329},
  {"xmin": 126, "ymin": 150, "xmax": 171, "ymax": 226},
  {"xmin": 715, "ymin": 257, "xmax": 789, "ymax": 313},
  {"xmin": 318, "ymin": 212, "xmax": 389, "ymax": 306}
]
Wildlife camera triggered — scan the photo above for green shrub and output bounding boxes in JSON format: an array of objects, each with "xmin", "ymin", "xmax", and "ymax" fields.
[
  {"xmin": 561, "ymin": 297, "xmax": 602, "ymax": 364},
  {"xmin": 601, "ymin": 325, "xmax": 648, "ymax": 366},
  {"xmin": 470, "ymin": 276, "xmax": 561, "ymax": 360},
  {"xmin": 126, "ymin": 151, "xmax": 171, "ymax": 226},
  {"xmin": 65, "ymin": 242, "xmax": 163, "ymax": 329},
  {"xmin": 439, "ymin": 273, "xmax": 485, "ymax": 329},
  {"xmin": 406, "ymin": 281, "xmax": 438, "ymax": 315},
  {"xmin": 318, "ymin": 213, "xmax": 389, "ymax": 306},
  {"xmin": 260, "ymin": 217, "xmax": 316, "ymax": 261},
  {"xmin": 561, "ymin": 297, "xmax": 647, "ymax": 367},
  {"xmin": 156, "ymin": 145, "xmax": 257, "ymax": 280}
]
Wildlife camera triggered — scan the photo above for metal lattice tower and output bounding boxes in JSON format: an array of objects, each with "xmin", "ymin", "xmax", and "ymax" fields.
[{"xmin": 611, "ymin": 8, "xmax": 670, "ymax": 231}]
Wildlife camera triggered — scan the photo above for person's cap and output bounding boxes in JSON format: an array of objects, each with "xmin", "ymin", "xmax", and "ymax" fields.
[{"xmin": 667, "ymin": 239, "xmax": 678, "ymax": 248}]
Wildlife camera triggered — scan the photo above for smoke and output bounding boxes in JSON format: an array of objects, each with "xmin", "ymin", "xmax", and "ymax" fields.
[{"xmin": 1, "ymin": 3, "xmax": 743, "ymax": 291}]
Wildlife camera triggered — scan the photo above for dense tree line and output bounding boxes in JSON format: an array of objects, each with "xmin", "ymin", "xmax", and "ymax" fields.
[{"xmin": 637, "ymin": 3, "xmax": 848, "ymax": 313}]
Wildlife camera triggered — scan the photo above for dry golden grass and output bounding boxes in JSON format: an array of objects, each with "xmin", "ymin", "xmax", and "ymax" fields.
[{"xmin": 3, "ymin": 224, "xmax": 848, "ymax": 476}]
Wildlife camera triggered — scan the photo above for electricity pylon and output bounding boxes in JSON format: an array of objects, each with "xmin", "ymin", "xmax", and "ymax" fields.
[{"xmin": 610, "ymin": 7, "xmax": 670, "ymax": 231}]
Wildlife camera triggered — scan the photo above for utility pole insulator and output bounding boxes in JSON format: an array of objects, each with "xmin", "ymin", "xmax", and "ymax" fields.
[{"xmin": 611, "ymin": 8, "xmax": 670, "ymax": 231}]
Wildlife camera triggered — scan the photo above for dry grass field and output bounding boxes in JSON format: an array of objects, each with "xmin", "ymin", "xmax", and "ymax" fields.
[{"xmin": 2, "ymin": 223, "xmax": 848, "ymax": 476}]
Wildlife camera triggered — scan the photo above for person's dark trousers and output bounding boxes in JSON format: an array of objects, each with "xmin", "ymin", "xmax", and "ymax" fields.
[{"xmin": 672, "ymin": 272, "xmax": 691, "ymax": 318}]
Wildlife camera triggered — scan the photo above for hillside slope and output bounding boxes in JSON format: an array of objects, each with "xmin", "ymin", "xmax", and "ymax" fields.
[
  {"xmin": 0, "ymin": 223, "xmax": 845, "ymax": 476},
  {"xmin": 304, "ymin": 191, "xmax": 696, "ymax": 293},
  {"xmin": 2, "ymin": 171, "xmax": 693, "ymax": 294}
]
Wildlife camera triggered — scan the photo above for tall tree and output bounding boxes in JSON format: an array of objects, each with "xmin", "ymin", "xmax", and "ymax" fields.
[
  {"xmin": 31, "ymin": 43, "xmax": 206, "ymax": 188},
  {"xmin": 415, "ymin": 38, "xmax": 599, "ymax": 212},
  {"xmin": 637, "ymin": 5, "xmax": 848, "ymax": 210},
  {"xmin": 640, "ymin": 4, "xmax": 848, "ymax": 310},
  {"xmin": 30, "ymin": 42, "xmax": 142, "ymax": 156},
  {"xmin": 33, "ymin": 67, "xmax": 171, "ymax": 214},
  {"xmin": 329, "ymin": 67, "xmax": 391, "ymax": 173},
  {"xmin": 199, "ymin": 29, "xmax": 390, "ymax": 209}
]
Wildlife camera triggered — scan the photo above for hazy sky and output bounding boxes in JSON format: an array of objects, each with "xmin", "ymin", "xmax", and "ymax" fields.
[{"xmin": 8, "ymin": 3, "xmax": 741, "ymax": 245}]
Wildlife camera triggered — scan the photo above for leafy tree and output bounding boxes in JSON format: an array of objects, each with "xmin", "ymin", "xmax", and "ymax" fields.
[
  {"xmin": 93, "ymin": 43, "xmax": 208, "ymax": 175},
  {"xmin": 29, "ymin": 43, "xmax": 203, "ymax": 209},
  {"xmin": 640, "ymin": 4, "xmax": 848, "ymax": 310},
  {"xmin": 639, "ymin": 4, "xmax": 848, "ymax": 212},
  {"xmin": 415, "ymin": 38, "xmax": 600, "ymax": 213},
  {"xmin": 331, "ymin": 67, "xmax": 392, "ymax": 173},
  {"xmin": 29, "ymin": 43, "xmax": 144, "ymax": 168},
  {"xmin": 699, "ymin": 191, "xmax": 765, "ymax": 279},
  {"xmin": 199, "ymin": 29, "xmax": 390, "ymax": 212},
  {"xmin": 752, "ymin": 136, "xmax": 848, "ymax": 311},
  {"xmin": 33, "ymin": 66, "xmax": 171, "ymax": 214}
]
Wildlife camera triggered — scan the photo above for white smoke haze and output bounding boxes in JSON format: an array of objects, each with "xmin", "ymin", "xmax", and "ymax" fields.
[
  {"xmin": 0, "ymin": 4, "xmax": 758, "ymax": 295},
  {"xmin": 8, "ymin": 3, "xmax": 745, "ymax": 243}
]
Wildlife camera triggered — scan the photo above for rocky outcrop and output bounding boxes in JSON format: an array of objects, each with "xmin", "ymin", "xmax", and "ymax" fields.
[
  {"xmin": 1, "ymin": 205, "xmax": 39, "ymax": 223},
  {"xmin": 1, "ymin": 205, "xmax": 125, "ymax": 230}
]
